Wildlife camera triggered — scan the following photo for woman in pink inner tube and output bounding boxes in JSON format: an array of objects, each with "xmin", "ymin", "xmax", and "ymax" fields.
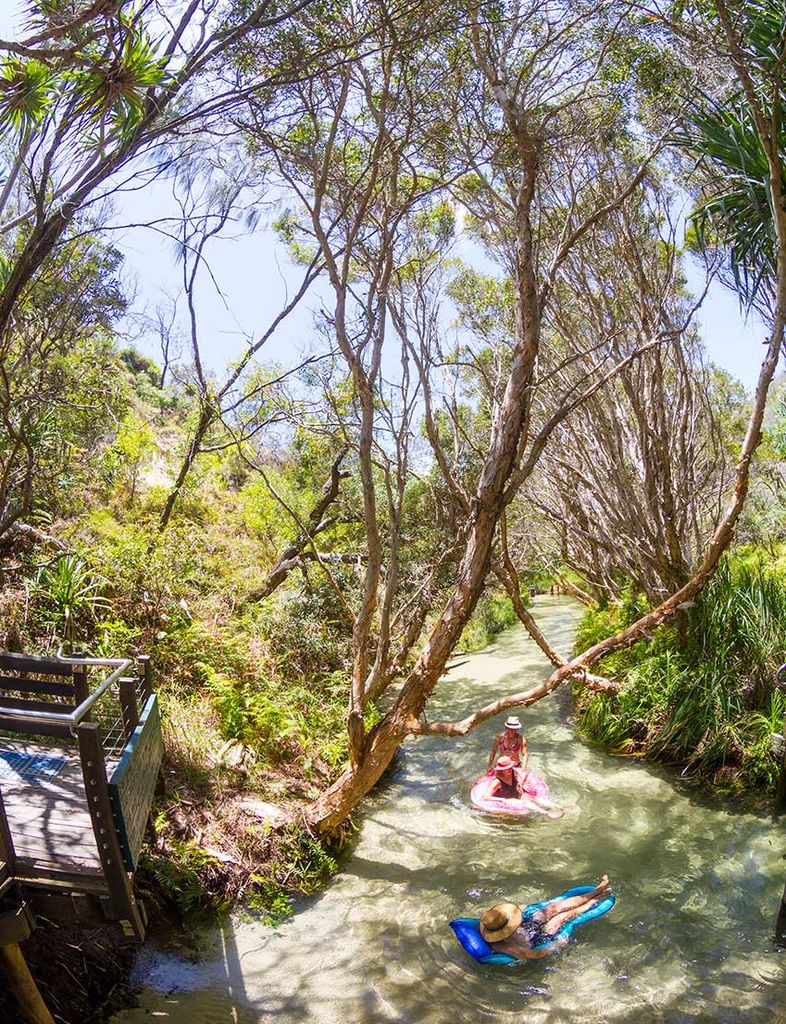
[
  {"xmin": 484, "ymin": 757, "xmax": 564, "ymax": 818},
  {"xmin": 484, "ymin": 716, "xmax": 563, "ymax": 817}
]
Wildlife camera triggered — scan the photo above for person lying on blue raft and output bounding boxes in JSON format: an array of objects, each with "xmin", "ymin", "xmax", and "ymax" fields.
[{"xmin": 451, "ymin": 876, "xmax": 614, "ymax": 962}]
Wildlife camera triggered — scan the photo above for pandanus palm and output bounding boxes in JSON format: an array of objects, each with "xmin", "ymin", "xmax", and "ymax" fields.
[{"xmin": 678, "ymin": 0, "xmax": 786, "ymax": 314}]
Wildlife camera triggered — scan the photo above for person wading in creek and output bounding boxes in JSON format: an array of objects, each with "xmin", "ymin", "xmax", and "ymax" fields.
[{"xmin": 488, "ymin": 715, "xmax": 527, "ymax": 770}]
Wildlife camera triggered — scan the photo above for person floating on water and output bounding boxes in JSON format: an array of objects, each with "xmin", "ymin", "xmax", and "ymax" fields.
[
  {"xmin": 488, "ymin": 756, "xmax": 564, "ymax": 818},
  {"xmin": 479, "ymin": 877, "xmax": 613, "ymax": 960},
  {"xmin": 488, "ymin": 715, "xmax": 527, "ymax": 770}
]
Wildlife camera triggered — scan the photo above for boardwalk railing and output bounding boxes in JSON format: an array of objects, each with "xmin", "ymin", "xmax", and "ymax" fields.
[{"xmin": 0, "ymin": 652, "xmax": 161, "ymax": 940}]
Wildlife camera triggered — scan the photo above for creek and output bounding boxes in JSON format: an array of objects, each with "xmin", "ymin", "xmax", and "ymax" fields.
[{"xmin": 113, "ymin": 596, "xmax": 786, "ymax": 1024}]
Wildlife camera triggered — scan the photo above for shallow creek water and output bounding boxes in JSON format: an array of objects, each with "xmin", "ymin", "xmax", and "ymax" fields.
[{"xmin": 114, "ymin": 597, "xmax": 786, "ymax": 1024}]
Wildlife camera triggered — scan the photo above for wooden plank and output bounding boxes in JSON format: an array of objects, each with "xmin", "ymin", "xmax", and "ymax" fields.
[
  {"xmin": 0, "ymin": 654, "xmax": 72, "ymax": 676},
  {"xmin": 0, "ymin": 677, "xmax": 75, "ymax": 697},
  {"xmin": 15, "ymin": 859, "xmax": 106, "ymax": 886},
  {"xmin": 0, "ymin": 739, "xmax": 99, "ymax": 872},
  {"xmin": 109, "ymin": 695, "xmax": 162, "ymax": 872},
  {"xmin": 0, "ymin": 696, "xmax": 76, "ymax": 714},
  {"xmin": 0, "ymin": 718, "xmax": 73, "ymax": 739}
]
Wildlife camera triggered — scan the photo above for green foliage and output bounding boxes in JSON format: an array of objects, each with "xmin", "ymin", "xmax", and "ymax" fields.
[
  {"xmin": 137, "ymin": 842, "xmax": 230, "ymax": 921},
  {"xmin": 460, "ymin": 590, "xmax": 518, "ymax": 651},
  {"xmin": 677, "ymin": 1, "xmax": 786, "ymax": 311},
  {"xmin": 576, "ymin": 560, "xmax": 786, "ymax": 789},
  {"xmin": 197, "ymin": 658, "xmax": 354, "ymax": 772},
  {"xmin": 30, "ymin": 553, "xmax": 109, "ymax": 648},
  {"xmin": 0, "ymin": 57, "xmax": 53, "ymax": 132},
  {"xmin": 248, "ymin": 825, "xmax": 340, "ymax": 926}
]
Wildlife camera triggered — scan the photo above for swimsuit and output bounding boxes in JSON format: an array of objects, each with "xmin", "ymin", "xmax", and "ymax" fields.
[
  {"xmin": 497, "ymin": 733, "xmax": 523, "ymax": 760},
  {"xmin": 519, "ymin": 916, "xmax": 549, "ymax": 948},
  {"xmin": 495, "ymin": 779, "xmax": 519, "ymax": 799}
]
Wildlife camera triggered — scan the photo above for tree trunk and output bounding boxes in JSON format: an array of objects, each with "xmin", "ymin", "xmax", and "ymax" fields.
[{"xmin": 154, "ymin": 404, "xmax": 214, "ymax": 539}]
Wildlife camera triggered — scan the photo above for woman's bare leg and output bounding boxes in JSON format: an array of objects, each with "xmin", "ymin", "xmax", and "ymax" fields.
[
  {"xmin": 531, "ymin": 796, "xmax": 565, "ymax": 819},
  {"xmin": 542, "ymin": 895, "xmax": 608, "ymax": 937},
  {"xmin": 536, "ymin": 878, "xmax": 611, "ymax": 925}
]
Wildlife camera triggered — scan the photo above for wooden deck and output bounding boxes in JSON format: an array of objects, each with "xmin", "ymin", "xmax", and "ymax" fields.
[
  {"xmin": 0, "ymin": 652, "xmax": 160, "ymax": 939},
  {"xmin": 0, "ymin": 739, "xmax": 108, "ymax": 881}
]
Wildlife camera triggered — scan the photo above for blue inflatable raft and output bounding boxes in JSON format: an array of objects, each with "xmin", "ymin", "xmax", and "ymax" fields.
[{"xmin": 450, "ymin": 884, "xmax": 615, "ymax": 965}]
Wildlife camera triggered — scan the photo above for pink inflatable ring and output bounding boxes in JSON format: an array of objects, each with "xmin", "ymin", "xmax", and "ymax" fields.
[{"xmin": 470, "ymin": 768, "xmax": 551, "ymax": 816}]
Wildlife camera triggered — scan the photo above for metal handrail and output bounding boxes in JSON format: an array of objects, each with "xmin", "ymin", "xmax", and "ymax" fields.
[
  {"xmin": 0, "ymin": 660, "xmax": 135, "ymax": 731},
  {"xmin": 55, "ymin": 648, "xmax": 132, "ymax": 668}
]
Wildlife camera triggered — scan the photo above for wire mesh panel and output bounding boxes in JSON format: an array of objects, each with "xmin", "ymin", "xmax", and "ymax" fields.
[{"xmin": 0, "ymin": 750, "xmax": 67, "ymax": 782}]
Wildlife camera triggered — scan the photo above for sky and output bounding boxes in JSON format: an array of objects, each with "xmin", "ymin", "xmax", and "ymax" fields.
[{"xmin": 0, "ymin": 0, "xmax": 770, "ymax": 390}]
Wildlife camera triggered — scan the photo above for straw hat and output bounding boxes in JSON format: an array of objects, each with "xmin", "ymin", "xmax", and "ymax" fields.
[
  {"xmin": 494, "ymin": 756, "xmax": 517, "ymax": 774},
  {"xmin": 479, "ymin": 902, "xmax": 522, "ymax": 942},
  {"xmin": 505, "ymin": 715, "xmax": 522, "ymax": 730}
]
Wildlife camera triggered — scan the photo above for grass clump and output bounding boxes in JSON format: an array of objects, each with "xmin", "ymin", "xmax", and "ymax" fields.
[{"xmin": 575, "ymin": 560, "xmax": 786, "ymax": 790}]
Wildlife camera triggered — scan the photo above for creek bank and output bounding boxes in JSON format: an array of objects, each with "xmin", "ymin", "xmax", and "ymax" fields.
[{"xmin": 572, "ymin": 561, "xmax": 786, "ymax": 793}]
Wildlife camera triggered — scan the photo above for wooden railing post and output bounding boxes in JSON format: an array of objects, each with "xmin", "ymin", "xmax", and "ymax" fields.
[
  {"xmin": 136, "ymin": 656, "xmax": 153, "ymax": 703},
  {"xmin": 118, "ymin": 677, "xmax": 139, "ymax": 742},
  {"xmin": 76, "ymin": 722, "xmax": 145, "ymax": 940},
  {"xmin": 72, "ymin": 665, "xmax": 89, "ymax": 717},
  {"xmin": 0, "ymin": 790, "xmax": 16, "ymax": 873}
]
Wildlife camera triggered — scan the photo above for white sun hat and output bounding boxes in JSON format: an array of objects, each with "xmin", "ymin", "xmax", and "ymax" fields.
[{"xmin": 504, "ymin": 715, "xmax": 522, "ymax": 730}]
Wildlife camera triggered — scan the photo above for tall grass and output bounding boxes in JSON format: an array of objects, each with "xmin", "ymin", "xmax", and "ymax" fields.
[{"xmin": 575, "ymin": 560, "xmax": 786, "ymax": 789}]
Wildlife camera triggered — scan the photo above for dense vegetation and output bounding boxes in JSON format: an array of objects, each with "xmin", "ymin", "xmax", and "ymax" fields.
[{"xmin": 574, "ymin": 559, "xmax": 786, "ymax": 790}]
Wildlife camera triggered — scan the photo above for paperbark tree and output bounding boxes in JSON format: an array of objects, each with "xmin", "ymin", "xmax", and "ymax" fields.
[
  {"xmin": 298, "ymin": 0, "xmax": 786, "ymax": 835},
  {"xmin": 520, "ymin": 180, "xmax": 736, "ymax": 603},
  {"xmin": 295, "ymin": 1, "xmax": 680, "ymax": 833}
]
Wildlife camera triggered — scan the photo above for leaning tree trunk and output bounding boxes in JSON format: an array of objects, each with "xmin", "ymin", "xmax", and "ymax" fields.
[{"xmin": 306, "ymin": 175, "xmax": 543, "ymax": 831}]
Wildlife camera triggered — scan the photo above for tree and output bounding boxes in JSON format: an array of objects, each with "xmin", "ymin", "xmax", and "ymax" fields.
[
  {"xmin": 301, "ymin": 0, "xmax": 786, "ymax": 834},
  {"xmin": 520, "ymin": 179, "xmax": 736, "ymax": 603},
  {"xmin": 0, "ymin": 0, "xmax": 339, "ymax": 354},
  {"xmin": 0, "ymin": 234, "xmax": 127, "ymax": 543}
]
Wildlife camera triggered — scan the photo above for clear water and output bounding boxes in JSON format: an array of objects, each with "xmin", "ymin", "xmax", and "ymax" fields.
[{"xmin": 113, "ymin": 597, "xmax": 786, "ymax": 1024}]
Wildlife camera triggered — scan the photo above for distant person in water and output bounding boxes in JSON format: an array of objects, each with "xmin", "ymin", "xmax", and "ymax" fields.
[
  {"xmin": 488, "ymin": 716, "xmax": 527, "ymax": 770},
  {"xmin": 479, "ymin": 877, "xmax": 613, "ymax": 960},
  {"xmin": 488, "ymin": 757, "xmax": 564, "ymax": 818}
]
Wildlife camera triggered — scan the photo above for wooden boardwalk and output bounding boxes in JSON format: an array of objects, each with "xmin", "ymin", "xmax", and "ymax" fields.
[
  {"xmin": 0, "ymin": 739, "xmax": 106, "ymax": 877},
  {"xmin": 0, "ymin": 652, "xmax": 161, "ymax": 939}
]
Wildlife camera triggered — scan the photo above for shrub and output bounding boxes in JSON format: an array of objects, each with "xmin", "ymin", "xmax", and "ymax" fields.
[{"xmin": 575, "ymin": 559, "xmax": 786, "ymax": 790}]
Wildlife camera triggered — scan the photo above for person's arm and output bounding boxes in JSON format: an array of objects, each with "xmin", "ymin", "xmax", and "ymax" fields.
[
  {"xmin": 488, "ymin": 736, "xmax": 499, "ymax": 770},
  {"xmin": 520, "ymin": 739, "xmax": 529, "ymax": 771}
]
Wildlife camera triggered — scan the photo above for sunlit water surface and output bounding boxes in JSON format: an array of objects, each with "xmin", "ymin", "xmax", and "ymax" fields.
[{"xmin": 113, "ymin": 597, "xmax": 786, "ymax": 1024}]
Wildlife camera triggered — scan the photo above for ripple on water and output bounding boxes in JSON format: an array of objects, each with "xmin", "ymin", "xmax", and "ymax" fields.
[{"xmin": 112, "ymin": 599, "xmax": 786, "ymax": 1024}]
